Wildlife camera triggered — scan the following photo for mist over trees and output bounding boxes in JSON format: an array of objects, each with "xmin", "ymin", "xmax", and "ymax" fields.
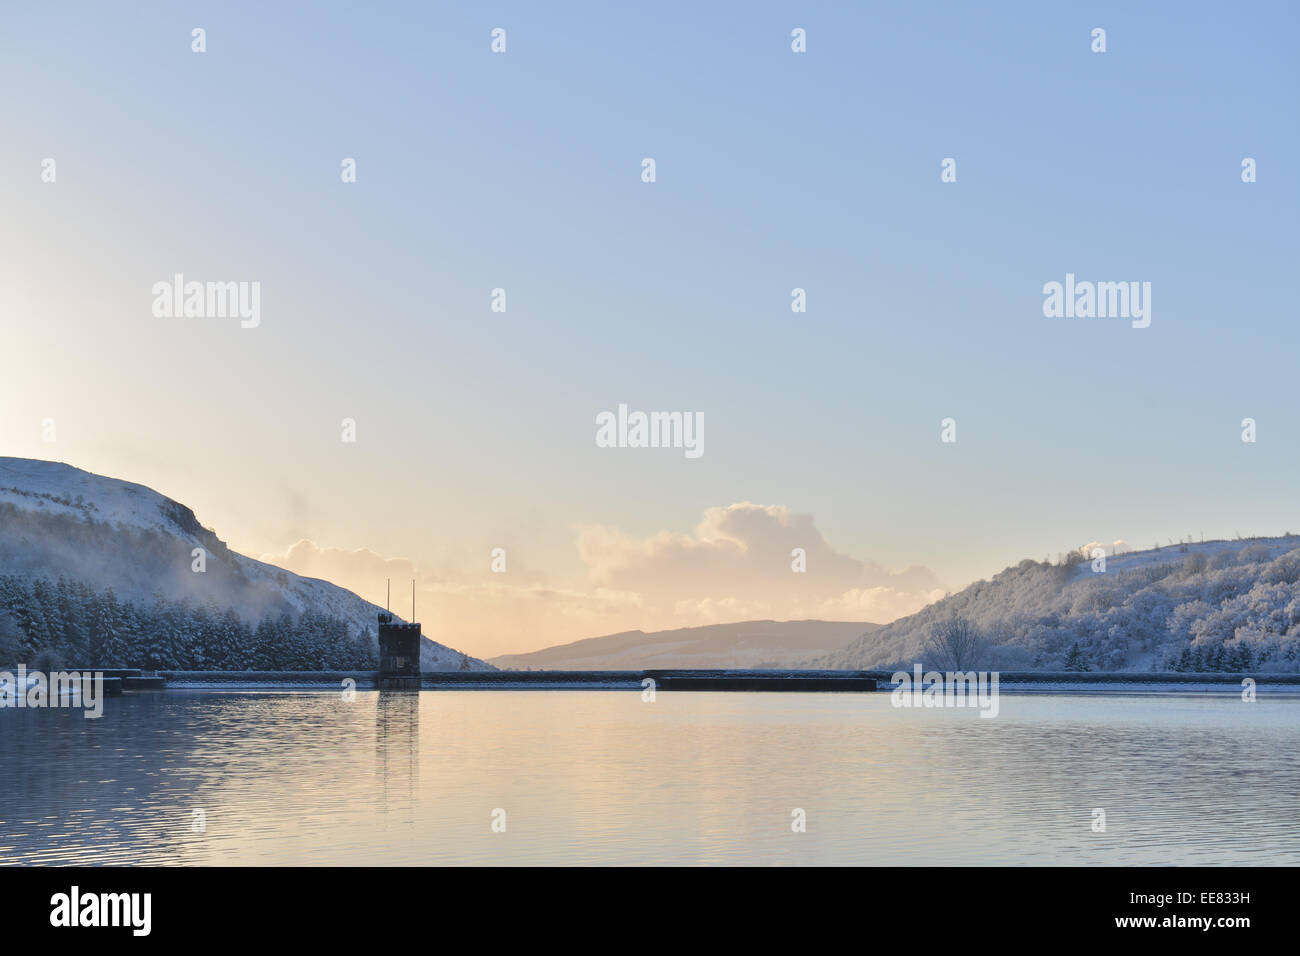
[
  {"xmin": 0, "ymin": 497, "xmax": 304, "ymax": 624},
  {"xmin": 0, "ymin": 461, "xmax": 494, "ymax": 672},
  {"xmin": 0, "ymin": 574, "xmax": 379, "ymax": 670}
]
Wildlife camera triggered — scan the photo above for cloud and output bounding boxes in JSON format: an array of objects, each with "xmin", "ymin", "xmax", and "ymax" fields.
[
  {"xmin": 1079, "ymin": 539, "xmax": 1132, "ymax": 558},
  {"xmin": 816, "ymin": 586, "xmax": 949, "ymax": 623},
  {"xmin": 262, "ymin": 503, "xmax": 944, "ymax": 658},
  {"xmin": 578, "ymin": 502, "xmax": 941, "ymax": 609}
]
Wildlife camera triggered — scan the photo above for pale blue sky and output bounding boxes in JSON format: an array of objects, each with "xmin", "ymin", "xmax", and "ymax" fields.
[{"xmin": 2, "ymin": 2, "xmax": 1297, "ymax": 653}]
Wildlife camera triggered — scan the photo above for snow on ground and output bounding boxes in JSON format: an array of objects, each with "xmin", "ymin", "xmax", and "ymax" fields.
[
  {"xmin": 1076, "ymin": 536, "xmax": 1298, "ymax": 577},
  {"xmin": 0, "ymin": 458, "xmax": 178, "ymax": 534}
]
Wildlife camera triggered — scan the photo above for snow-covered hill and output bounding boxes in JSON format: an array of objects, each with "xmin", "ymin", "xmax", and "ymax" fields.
[
  {"xmin": 492, "ymin": 619, "xmax": 878, "ymax": 670},
  {"xmin": 0, "ymin": 457, "xmax": 489, "ymax": 670},
  {"xmin": 824, "ymin": 536, "xmax": 1300, "ymax": 672}
]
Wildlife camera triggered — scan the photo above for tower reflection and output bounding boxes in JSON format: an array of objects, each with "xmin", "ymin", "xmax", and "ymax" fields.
[{"xmin": 375, "ymin": 689, "xmax": 420, "ymax": 816}]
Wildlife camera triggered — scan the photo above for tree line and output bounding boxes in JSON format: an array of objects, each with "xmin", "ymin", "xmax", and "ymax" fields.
[{"xmin": 0, "ymin": 575, "xmax": 378, "ymax": 671}]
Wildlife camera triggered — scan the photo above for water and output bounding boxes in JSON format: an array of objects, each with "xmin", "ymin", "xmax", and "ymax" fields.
[{"xmin": 1, "ymin": 690, "xmax": 1296, "ymax": 865}]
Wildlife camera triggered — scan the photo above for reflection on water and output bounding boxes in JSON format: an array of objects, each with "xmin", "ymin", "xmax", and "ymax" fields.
[
  {"xmin": 1, "ymin": 690, "xmax": 1297, "ymax": 865},
  {"xmin": 376, "ymin": 691, "xmax": 419, "ymax": 818}
]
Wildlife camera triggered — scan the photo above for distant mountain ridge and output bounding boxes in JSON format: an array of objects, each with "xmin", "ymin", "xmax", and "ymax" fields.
[
  {"xmin": 0, "ymin": 457, "xmax": 488, "ymax": 670},
  {"xmin": 824, "ymin": 536, "xmax": 1300, "ymax": 673},
  {"xmin": 492, "ymin": 619, "xmax": 878, "ymax": 670}
]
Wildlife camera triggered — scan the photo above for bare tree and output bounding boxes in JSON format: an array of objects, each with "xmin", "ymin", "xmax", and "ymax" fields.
[{"xmin": 925, "ymin": 615, "xmax": 987, "ymax": 671}]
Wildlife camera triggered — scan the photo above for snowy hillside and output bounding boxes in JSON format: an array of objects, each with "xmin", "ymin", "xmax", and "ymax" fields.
[
  {"xmin": 824, "ymin": 536, "xmax": 1300, "ymax": 673},
  {"xmin": 0, "ymin": 457, "xmax": 489, "ymax": 670}
]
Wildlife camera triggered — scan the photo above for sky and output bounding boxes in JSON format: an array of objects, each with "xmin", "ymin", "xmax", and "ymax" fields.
[{"xmin": 2, "ymin": 2, "xmax": 1297, "ymax": 658}]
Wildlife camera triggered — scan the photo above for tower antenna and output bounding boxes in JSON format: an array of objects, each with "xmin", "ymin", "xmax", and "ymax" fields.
[
  {"xmin": 386, "ymin": 579, "xmax": 390, "ymax": 613},
  {"xmin": 411, "ymin": 580, "xmax": 416, "ymax": 622}
]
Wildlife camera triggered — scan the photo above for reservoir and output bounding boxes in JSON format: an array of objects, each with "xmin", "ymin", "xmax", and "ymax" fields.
[{"xmin": 1, "ymin": 690, "xmax": 1296, "ymax": 865}]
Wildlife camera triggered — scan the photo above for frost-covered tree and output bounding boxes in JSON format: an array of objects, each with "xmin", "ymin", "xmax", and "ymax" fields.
[
  {"xmin": 0, "ymin": 609, "xmax": 25, "ymax": 664},
  {"xmin": 925, "ymin": 615, "xmax": 987, "ymax": 670},
  {"xmin": 825, "ymin": 538, "xmax": 1300, "ymax": 673},
  {"xmin": 0, "ymin": 575, "xmax": 377, "ymax": 670}
]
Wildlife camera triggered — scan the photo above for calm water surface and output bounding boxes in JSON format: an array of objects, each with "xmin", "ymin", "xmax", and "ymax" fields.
[{"xmin": 1, "ymin": 690, "xmax": 1297, "ymax": 865}]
